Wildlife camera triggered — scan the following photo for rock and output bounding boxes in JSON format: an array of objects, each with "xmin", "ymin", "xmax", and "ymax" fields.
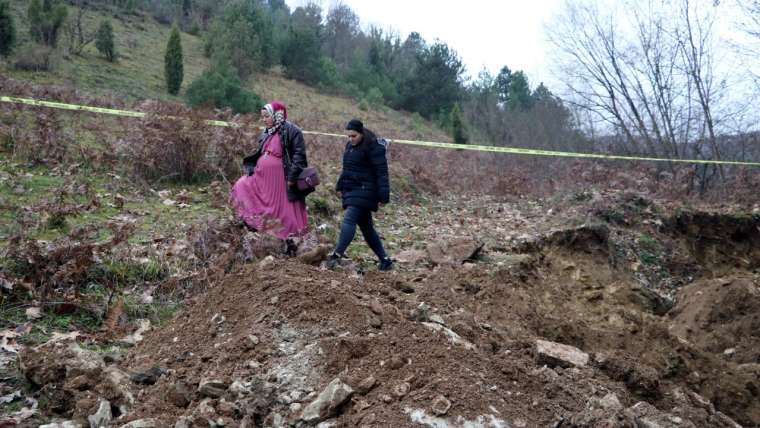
[
  {"xmin": 368, "ymin": 315, "xmax": 383, "ymax": 329},
  {"xmin": 88, "ymin": 400, "xmax": 112, "ymax": 428},
  {"xmin": 429, "ymin": 314, "xmax": 445, "ymax": 325},
  {"xmin": 426, "ymin": 237, "xmax": 484, "ymax": 266},
  {"xmin": 298, "ymin": 244, "xmax": 331, "ymax": 265},
  {"xmin": 40, "ymin": 422, "xmax": 82, "ymax": 428},
  {"xmin": 119, "ymin": 319, "xmax": 151, "ymax": 346},
  {"xmin": 103, "ymin": 367, "xmax": 135, "ymax": 414},
  {"xmin": 387, "ymin": 355, "xmax": 406, "ymax": 370},
  {"xmin": 431, "ymin": 395, "xmax": 451, "ymax": 416},
  {"xmin": 394, "ymin": 249, "xmax": 427, "ymax": 264},
  {"xmin": 535, "ymin": 339, "xmax": 589, "ymax": 368},
  {"xmin": 119, "ymin": 419, "xmax": 157, "ymax": 428},
  {"xmin": 409, "ymin": 302, "xmax": 432, "ymax": 322},
  {"xmin": 173, "ymin": 417, "xmax": 192, "ymax": 428},
  {"xmin": 723, "ymin": 348, "xmax": 736, "ymax": 358},
  {"xmin": 19, "ymin": 341, "xmax": 106, "ymax": 415},
  {"xmin": 380, "ymin": 394, "xmax": 393, "ymax": 403},
  {"xmin": 392, "ymin": 382, "xmax": 410, "ymax": 398},
  {"xmin": 569, "ymin": 393, "xmax": 625, "ymax": 426},
  {"xmin": 316, "ymin": 420, "xmax": 338, "ymax": 428},
  {"xmin": 168, "ymin": 382, "xmax": 192, "ymax": 408},
  {"xmin": 259, "ymin": 255, "xmax": 275, "ymax": 268},
  {"xmin": 598, "ymin": 393, "xmax": 623, "ymax": 412},
  {"xmin": 369, "ymin": 299, "xmax": 383, "ymax": 315},
  {"xmin": 67, "ymin": 374, "xmax": 94, "ymax": 391},
  {"xmin": 422, "ymin": 322, "xmax": 476, "ymax": 350},
  {"xmin": 248, "ymin": 335, "xmax": 260, "ymax": 346},
  {"xmin": 625, "ymin": 402, "xmax": 693, "ymax": 428},
  {"xmin": 194, "ymin": 398, "xmax": 217, "ymax": 421},
  {"xmin": 355, "ymin": 376, "xmax": 377, "ymax": 395},
  {"xmin": 217, "ymin": 400, "xmax": 238, "ymax": 417},
  {"xmin": 129, "ymin": 367, "xmax": 166, "ymax": 385},
  {"xmin": 711, "ymin": 412, "xmax": 742, "ymax": 428},
  {"xmin": 299, "ymin": 378, "xmax": 354, "ymax": 424},
  {"xmin": 199, "ymin": 379, "xmax": 228, "ymax": 399},
  {"xmin": 229, "ymin": 380, "xmax": 251, "ymax": 397}
]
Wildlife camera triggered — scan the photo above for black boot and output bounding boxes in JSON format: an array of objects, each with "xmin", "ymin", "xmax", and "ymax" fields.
[
  {"xmin": 378, "ymin": 257, "xmax": 393, "ymax": 271},
  {"xmin": 326, "ymin": 252, "xmax": 343, "ymax": 270}
]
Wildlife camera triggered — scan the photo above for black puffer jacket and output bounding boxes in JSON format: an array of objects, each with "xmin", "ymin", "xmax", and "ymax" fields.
[
  {"xmin": 335, "ymin": 136, "xmax": 390, "ymax": 211},
  {"xmin": 242, "ymin": 121, "xmax": 310, "ymax": 202}
]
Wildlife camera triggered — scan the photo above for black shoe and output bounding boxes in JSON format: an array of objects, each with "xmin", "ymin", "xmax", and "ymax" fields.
[
  {"xmin": 285, "ymin": 239, "xmax": 298, "ymax": 257},
  {"xmin": 378, "ymin": 257, "xmax": 393, "ymax": 271},
  {"xmin": 238, "ymin": 218, "xmax": 257, "ymax": 233},
  {"xmin": 326, "ymin": 252, "xmax": 343, "ymax": 270}
]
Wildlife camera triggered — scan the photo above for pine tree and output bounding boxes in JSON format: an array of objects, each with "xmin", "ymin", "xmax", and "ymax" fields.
[
  {"xmin": 449, "ymin": 103, "xmax": 468, "ymax": 145},
  {"xmin": 95, "ymin": 19, "xmax": 116, "ymax": 62},
  {"xmin": 164, "ymin": 24, "xmax": 183, "ymax": 95},
  {"xmin": 0, "ymin": 0, "xmax": 16, "ymax": 58}
]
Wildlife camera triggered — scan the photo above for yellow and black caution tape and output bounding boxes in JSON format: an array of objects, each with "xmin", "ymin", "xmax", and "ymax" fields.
[{"xmin": 3, "ymin": 95, "xmax": 760, "ymax": 167}]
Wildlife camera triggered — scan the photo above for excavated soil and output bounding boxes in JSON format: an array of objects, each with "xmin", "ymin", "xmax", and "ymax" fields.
[{"xmin": 15, "ymin": 201, "xmax": 760, "ymax": 427}]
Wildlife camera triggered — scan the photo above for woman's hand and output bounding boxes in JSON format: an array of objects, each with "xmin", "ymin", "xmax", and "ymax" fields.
[{"xmin": 287, "ymin": 181, "xmax": 295, "ymax": 188}]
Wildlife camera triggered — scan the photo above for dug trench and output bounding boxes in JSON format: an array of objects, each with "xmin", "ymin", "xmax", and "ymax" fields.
[{"xmin": 17, "ymin": 209, "xmax": 760, "ymax": 427}]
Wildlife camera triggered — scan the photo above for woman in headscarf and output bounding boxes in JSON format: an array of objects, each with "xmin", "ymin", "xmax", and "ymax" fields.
[{"xmin": 230, "ymin": 101, "xmax": 309, "ymax": 255}]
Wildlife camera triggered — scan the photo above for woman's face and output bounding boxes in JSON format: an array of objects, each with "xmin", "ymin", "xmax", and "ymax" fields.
[
  {"xmin": 347, "ymin": 130, "xmax": 363, "ymax": 146},
  {"xmin": 261, "ymin": 110, "xmax": 274, "ymax": 128}
]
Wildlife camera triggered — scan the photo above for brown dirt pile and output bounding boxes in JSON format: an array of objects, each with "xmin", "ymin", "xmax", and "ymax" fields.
[{"xmin": 15, "ymin": 203, "xmax": 760, "ymax": 427}]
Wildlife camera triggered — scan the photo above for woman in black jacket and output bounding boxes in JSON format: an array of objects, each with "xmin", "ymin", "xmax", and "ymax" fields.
[{"xmin": 327, "ymin": 119, "xmax": 393, "ymax": 271}]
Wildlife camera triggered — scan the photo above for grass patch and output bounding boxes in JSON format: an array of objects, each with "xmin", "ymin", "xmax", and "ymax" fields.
[{"xmin": 637, "ymin": 233, "xmax": 662, "ymax": 265}]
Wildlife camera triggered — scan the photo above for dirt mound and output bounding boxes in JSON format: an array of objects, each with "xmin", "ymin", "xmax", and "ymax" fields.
[
  {"xmin": 13, "ymin": 204, "xmax": 760, "ymax": 427},
  {"xmin": 670, "ymin": 275, "xmax": 760, "ymax": 364}
]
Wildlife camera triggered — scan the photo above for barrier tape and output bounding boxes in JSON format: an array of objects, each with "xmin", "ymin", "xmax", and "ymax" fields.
[{"xmin": 3, "ymin": 95, "xmax": 760, "ymax": 167}]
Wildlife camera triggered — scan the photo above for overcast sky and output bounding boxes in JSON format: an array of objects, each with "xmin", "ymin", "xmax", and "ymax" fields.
[{"xmin": 284, "ymin": 0, "xmax": 564, "ymax": 88}]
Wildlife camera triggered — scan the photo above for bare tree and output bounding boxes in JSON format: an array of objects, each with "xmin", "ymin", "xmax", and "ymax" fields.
[
  {"xmin": 323, "ymin": 1, "xmax": 361, "ymax": 70},
  {"xmin": 547, "ymin": 0, "xmax": 731, "ymax": 183},
  {"xmin": 677, "ymin": 0, "xmax": 725, "ymax": 179},
  {"xmin": 64, "ymin": 0, "xmax": 95, "ymax": 56}
]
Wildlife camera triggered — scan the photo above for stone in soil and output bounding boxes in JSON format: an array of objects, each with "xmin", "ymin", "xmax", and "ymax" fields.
[
  {"xmin": 535, "ymin": 339, "xmax": 589, "ymax": 368},
  {"xmin": 299, "ymin": 378, "xmax": 354, "ymax": 424}
]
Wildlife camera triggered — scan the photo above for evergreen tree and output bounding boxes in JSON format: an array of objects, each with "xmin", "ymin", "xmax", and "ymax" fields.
[
  {"xmin": 495, "ymin": 66, "xmax": 512, "ymax": 104},
  {"xmin": 449, "ymin": 103, "xmax": 467, "ymax": 145},
  {"xmin": 95, "ymin": 19, "xmax": 116, "ymax": 62},
  {"xmin": 165, "ymin": 24, "xmax": 184, "ymax": 95},
  {"xmin": 281, "ymin": 4, "xmax": 323, "ymax": 84},
  {"xmin": 186, "ymin": 62, "xmax": 262, "ymax": 114},
  {"xmin": 28, "ymin": 0, "xmax": 67, "ymax": 47},
  {"xmin": 400, "ymin": 41, "xmax": 464, "ymax": 118},
  {"xmin": 0, "ymin": 0, "xmax": 16, "ymax": 58},
  {"xmin": 507, "ymin": 71, "xmax": 533, "ymax": 110}
]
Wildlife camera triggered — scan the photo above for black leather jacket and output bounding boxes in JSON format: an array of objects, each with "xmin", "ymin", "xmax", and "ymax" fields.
[{"xmin": 243, "ymin": 121, "xmax": 310, "ymax": 202}]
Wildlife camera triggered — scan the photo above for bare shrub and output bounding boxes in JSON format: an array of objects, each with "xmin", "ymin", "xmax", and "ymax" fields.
[
  {"xmin": 13, "ymin": 44, "xmax": 57, "ymax": 71},
  {"xmin": 12, "ymin": 109, "xmax": 72, "ymax": 165},
  {"xmin": 122, "ymin": 101, "xmax": 215, "ymax": 183},
  {"xmin": 4, "ymin": 221, "xmax": 134, "ymax": 301}
]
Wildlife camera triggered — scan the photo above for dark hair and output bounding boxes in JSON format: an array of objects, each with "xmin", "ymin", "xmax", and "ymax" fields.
[
  {"xmin": 362, "ymin": 127, "xmax": 377, "ymax": 144},
  {"xmin": 346, "ymin": 119, "xmax": 363, "ymax": 133}
]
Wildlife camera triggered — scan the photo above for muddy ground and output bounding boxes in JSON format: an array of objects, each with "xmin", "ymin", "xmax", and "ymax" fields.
[{"xmin": 5, "ymin": 193, "xmax": 760, "ymax": 427}]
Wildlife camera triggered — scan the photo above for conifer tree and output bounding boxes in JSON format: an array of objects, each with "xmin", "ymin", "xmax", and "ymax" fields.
[
  {"xmin": 449, "ymin": 103, "xmax": 468, "ymax": 145},
  {"xmin": 164, "ymin": 24, "xmax": 183, "ymax": 95},
  {"xmin": 0, "ymin": 0, "xmax": 16, "ymax": 58},
  {"xmin": 95, "ymin": 19, "xmax": 116, "ymax": 62}
]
